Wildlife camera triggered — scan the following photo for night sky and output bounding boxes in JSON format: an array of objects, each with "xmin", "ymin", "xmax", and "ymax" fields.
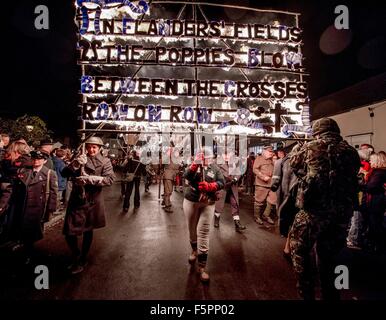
[{"xmin": 3, "ymin": 0, "xmax": 386, "ymax": 139}]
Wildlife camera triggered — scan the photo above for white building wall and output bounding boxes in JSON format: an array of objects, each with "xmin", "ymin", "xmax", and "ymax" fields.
[{"xmin": 331, "ymin": 100, "xmax": 386, "ymax": 151}]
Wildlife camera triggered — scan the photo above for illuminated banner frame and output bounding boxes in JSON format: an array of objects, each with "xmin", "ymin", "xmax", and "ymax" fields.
[{"xmin": 76, "ymin": 1, "xmax": 311, "ymax": 138}]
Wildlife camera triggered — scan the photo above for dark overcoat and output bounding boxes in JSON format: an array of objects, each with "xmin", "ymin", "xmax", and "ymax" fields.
[
  {"xmin": 12, "ymin": 166, "xmax": 58, "ymax": 242},
  {"xmin": 62, "ymin": 153, "xmax": 115, "ymax": 236},
  {"xmin": 271, "ymin": 156, "xmax": 299, "ymax": 236}
]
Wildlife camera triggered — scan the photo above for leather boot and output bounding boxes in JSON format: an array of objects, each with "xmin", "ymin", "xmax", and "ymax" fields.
[
  {"xmin": 197, "ymin": 253, "xmax": 210, "ymax": 282},
  {"xmin": 254, "ymin": 205, "xmax": 265, "ymax": 225},
  {"xmin": 214, "ymin": 215, "xmax": 220, "ymax": 228},
  {"xmin": 234, "ymin": 219, "xmax": 246, "ymax": 232},
  {"xmin": 263, "ymin": 203, "xmax": 275, "ymax": 225},
  {"xmin": 188, "ymin": 250, "xmax": 197, "ymax": 263},
  {"xmin": 198, "ymin": 267, "xmax": 210, "ymax": 282}
]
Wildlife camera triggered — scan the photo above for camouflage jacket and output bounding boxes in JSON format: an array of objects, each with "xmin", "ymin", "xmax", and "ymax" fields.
[{"xmin": 290, "ymin": 132, "xmax": 360, "ymax": 217}]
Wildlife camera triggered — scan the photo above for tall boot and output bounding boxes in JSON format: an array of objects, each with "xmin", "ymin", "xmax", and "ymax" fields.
[
  {"xmin": 254, "ymin": 205, "xmax": 265, "ymax": 225},
  {"xmin": 263, "ymin": 203, "xmax": 275, "ymax": 225},
  {"xmin": 197, "ymin": 253, "xmax": 210, "ymax": 282},
  {"xmin": 234, "ymin": 219, "xmax": 246, "ymax": 232}
]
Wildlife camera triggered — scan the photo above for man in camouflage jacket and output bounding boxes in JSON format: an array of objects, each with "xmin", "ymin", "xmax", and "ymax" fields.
[{"xmin": 289, "ymin": 118, "xmax": 360, "ymax": 300}]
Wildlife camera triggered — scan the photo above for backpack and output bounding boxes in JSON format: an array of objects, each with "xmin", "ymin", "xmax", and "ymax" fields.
[{"xmin": 297, "ymin": 138, "xmax": 360, "ymax": 216}]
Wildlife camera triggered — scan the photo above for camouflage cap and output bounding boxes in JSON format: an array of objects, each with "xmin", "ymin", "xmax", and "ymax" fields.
[{"xmin": 311, "ymin": 118, "xmax": 340, "ymax": 136}]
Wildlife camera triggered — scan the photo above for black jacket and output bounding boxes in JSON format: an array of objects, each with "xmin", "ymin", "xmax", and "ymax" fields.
[{"xmin": 184, "ymin": 163, "xmax": 225, "ymax": 204}]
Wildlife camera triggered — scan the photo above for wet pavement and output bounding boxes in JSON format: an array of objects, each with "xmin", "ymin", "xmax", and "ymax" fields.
[{"xmin": 0, "ymin": 182, "xmax": 385, "ymax": 300}]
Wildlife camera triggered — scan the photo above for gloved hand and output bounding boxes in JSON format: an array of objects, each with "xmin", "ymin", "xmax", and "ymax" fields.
[
  {"xmin": 231, "ymin": 177, "xmax": 238, "ymax": 185},
  {"xmin": 76, "ymin": 175, "xmax": 104, "ymax": 186},
  {"xmin": 194, "ymin": 152, "xmax": 205, "ymax": 163},
  {"xmin": 72, "ymin": 154, "xmax": 88, "ymax": 169},
  {"xmin": 198, "ymin": 181, "xmax": 218, "ymax": 193},
  {"xmin": 190, "ymin": 152, "xmax": 205, "ymax": 172},
  {"xmin": 76, "ymin": 154, "xmax": 88, "ymax": 165}
]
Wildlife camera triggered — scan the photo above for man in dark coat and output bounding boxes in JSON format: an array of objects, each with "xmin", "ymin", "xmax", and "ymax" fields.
[
  {"xmin": 214, "ymin": 152, "xmax": 246, "ymax": 232},
  {"xmin": 289, "ymin": 118, "xmax": 360, "ymax": 300},
  {"xmin": 9, "ymin": 149, "xmax": 58, "ymax": 262},
  {"xmin": 271, "ymin": 152, "xmax": 299, "ymax": 236},
  {"xmin": 271, "ymin": 152, "xmax": 299, "ymax": 257},
  {"xmin": 62, "ymin": 137, "xmax": 115, "ymax": 274},
  {"xmin": 122, "ymin": 150, "xmax": 146, "ymax": 212}
]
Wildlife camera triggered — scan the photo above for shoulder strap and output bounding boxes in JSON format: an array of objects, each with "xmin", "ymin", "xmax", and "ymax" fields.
[
  {"xmin": 133, "ymin": 160, "xmax": 141, "ymax": 175},
  {"xmin": 43, "ymin": 169, "xmax": 51, "ymax": 218}
]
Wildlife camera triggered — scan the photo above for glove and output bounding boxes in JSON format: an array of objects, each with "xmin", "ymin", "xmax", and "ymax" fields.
[
  {"xmin": 76, "ymin": 154, "xmax": 88, "ymax": 165},
  {"xmin": 190, "ymin": 152, "xmax": 205, "ymax": 172},
  {"xmin": 190, "ymin": 163, "xmax": 199, "ymax": 172},
  {"xmin": 76, "ymin": 175, "xmax": 104, "ymax": 186},
  {"xmin": 72, "ymin": 154, "xmax": 88, "ymax": 169},
  {"xmin": 198, "ymin": 181, "xmax": 218, "ymax": 193},
  {"xmin": 231, "ymin": 177, "xmax": 238, "ymax": 185}
]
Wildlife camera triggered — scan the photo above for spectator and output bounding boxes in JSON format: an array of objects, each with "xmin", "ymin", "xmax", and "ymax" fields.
[
  {"xmin": 0, "ymin": 133, "xmax": 10, "ymax": 161},
  {"xmin": 347, "ymin": 147, "xmax": 372, "ymax": 249},
  {"xmin": 1, "ymin": 141, "xmax": 32, "ymax": 181},
  {"xmin": 9, "ymin": 149, "xmax": 58, "ymax": 263},
  {"xmin": 362, "ymin": 152, "xmax": 386, "ymax": 253},
  {"xmin": 52, "ymin": 148, "xmax": 67, "ymax": 211},
  {"xmin": 271, "ymin": 149, "xmax": 299, "ymax": 259},
  {"xmin": 38, "ymin": 139, "xmax": 54, "ymax": 170}
]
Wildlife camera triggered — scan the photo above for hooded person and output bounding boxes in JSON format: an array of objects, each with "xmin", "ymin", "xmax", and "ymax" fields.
[
  {"xmin": 61, "ymin": 136, "xmax": 115, "ymax": 274},
  {"xmin": 289, "ymin": 117, "xmax": 360, "ymax": 300}
]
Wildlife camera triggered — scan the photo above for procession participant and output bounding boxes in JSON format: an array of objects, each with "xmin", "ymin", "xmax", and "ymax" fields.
[
  {"xmin": 122, "ymin": 149, "xmax": 146, "ymax": 212},
  {"xmin": 253, "ymin": 145, "xmax": 276, "ymax": 225},
  {"xmin": 289, "ymin": 118, "xmax": 360, "ymax": 300},
  {"xmin": 214, "ymin": 151, "xmax": 246, "ymax": 233},
  {"xmin": 162, "ymin": 145, "xmax": 180, "ymax": 213},
  {"xmin": 62, "ymin": 136, "xmax": 115, "ymax": 274},
  {"xmin": 183, "ymin": 146, "xmax": 225, "ymax": 282}
]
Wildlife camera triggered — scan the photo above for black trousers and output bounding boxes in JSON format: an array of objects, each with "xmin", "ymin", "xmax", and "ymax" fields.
[{"xmin": 123, "ymin": 178, "xmax": 141, "ymax": 208}]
